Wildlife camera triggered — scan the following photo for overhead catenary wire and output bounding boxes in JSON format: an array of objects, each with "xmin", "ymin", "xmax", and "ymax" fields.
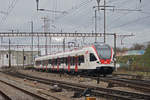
[
  {"xmin": 111, "ymin": 15, "xmax": 150, "ymax": 29},
  {"xmin": 98, "ymin": 0, "xmax": 143, "ymax": 31},
  {"xmin": 0, "ymin": 0, "xmax": 19, "ymax": 26}
]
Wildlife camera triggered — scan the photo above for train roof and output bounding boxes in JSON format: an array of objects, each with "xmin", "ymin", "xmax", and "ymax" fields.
[
  {"xmin": 35, "ymin": 43, "xmax": 112, "ymax": 61},
  {"xmin": 35, "ymin": 45, "xmax": 94, "ymax": 61}
]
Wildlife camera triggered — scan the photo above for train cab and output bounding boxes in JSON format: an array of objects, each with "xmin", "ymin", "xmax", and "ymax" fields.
[{"xmin": 92, "ymin": 43, "xmax": 114, "ymax": 75}]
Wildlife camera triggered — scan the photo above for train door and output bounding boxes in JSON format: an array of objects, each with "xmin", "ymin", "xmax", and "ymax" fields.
[
  {"xmin": 89, "ymin": 53, "xmax": 98, "ymax": 69},
  {"xmin": 57, "ymin": 58, "xmax": 59, "ymax": 72},
  {"xmin": 84, "ymin": 50, "xmax": 89, "ymax": 69},
  {"xmin": 75, "ymin": 56, "xmax": 78, "ymax": 72},
  {"xmin": 67, "ymin": 56, "xmax": 70, "ymax": 72},
  {"xmin": 52, "ymin": 58, "xmax": 54, "ymax": 71}
]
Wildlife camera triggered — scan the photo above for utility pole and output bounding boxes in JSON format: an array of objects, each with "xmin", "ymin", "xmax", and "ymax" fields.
[
  {"xmin": 114, "ymin": 33, "xmax": 117, "ymax": 71},
  {"xmin": 104, "ymin": 0, "xmax": 106, "ymax": 43},
  {"xmin": 41, "ymin": 17, "xmax": 49, "ymax": 55},
  {"xmin": 94, "ymin": 0, "xmax": 114, "ymax": 43},
  {"xmin": 45, "ymin": 33, "xmax": 47, "ymax": 55},
  {"xmin": 23, "ymin": 49, "xmax": 24, "ymax": 68},
  {"xmin": 31, "ymin": 21, "xmax": 34, "ymax": 66},
  {"xmin": 38, "ymin": 35, "xmax": 40, "ymax": 56},
  {"xmin": 36, "ymin": 0, "xmax": 39, "ymax": 11},
  {"xmin": 49, "ymin": 37, "xmax": 51, "ymax": 54},
  {"xmin": 63, "ymin": 38, "xmax": 65, "ymax": 52},
  {"xmin": 17, "ymin": 45, "xmax": 18, "ymax": 67},
  {"xmin": 8, "ymin": 39, "xmax": 11, "ymax": 68},
  {"xmin": 95, "ymin": 10, "xmax": 97, "ymax": 43},
  {"xmin": 99, "ymin": 0, "xmax": 141, "ymax": 44}
]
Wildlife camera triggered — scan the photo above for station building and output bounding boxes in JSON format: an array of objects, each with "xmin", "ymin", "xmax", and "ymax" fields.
[{"xmin": 0, "ymin": 50, "xmax": 40, "ymax": 67}]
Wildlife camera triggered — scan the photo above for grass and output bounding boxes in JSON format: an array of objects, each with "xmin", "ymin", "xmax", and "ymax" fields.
[
  {"xmin": 116, "ymin": 45, "xmax": 150, "ymax": 73},
  {"xmin": 113, "ymin": 68, "xmax": 150, "ymax": 78}
]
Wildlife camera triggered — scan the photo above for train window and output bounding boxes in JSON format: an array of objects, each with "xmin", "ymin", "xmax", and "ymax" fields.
[
  {"xmin": 49, "ymin": 59, "xmax": 52, "ymax": 64},
  {"xmin": 90, "ymin": 53, "xmax": 97, "ymax": 61},
  {"xmin": 70, "ymin": 57, "xmax": 73, "ymax": 65},
  {"xmin": 36, "ymin": 61, "xmax": 41, "ymax": 66},
  {"xmin": 58, "ymin": 58, "xmax": 62, "ymax": 65},
  {"xmin": 52, "ymin": 59, "xmax": 54, "ymax": 65},
  {"xmin": 6, "ymin": 54, "xmax": 8, "ymax": 58},
  {"xmin": 53, "ymin": 59, "xmax": 57, "ymax": 65},
  {"xmin": 70, "ymin": 56, "xmax": 75, "ymax": 65},
  {"xmin": 73, "ymin": 57, "xmax": 76, "ymax": 65},
  {"xmin": 24, "ymin": 56, "xmax": 26, "ymax": 60},
  {"xmin": 67, "ymin": 57, "xmax": 70, "ymax": 65},
  {"xmin": 64, "ymin": 57, "xmax": 67, "ymax": 65},
  {"xmin": 79, "ymin": 55, "xmax": 84, "ymax": 63},
  {"xmin": 43, "ymin": 60, "xmax": 48, "ymax": 65},
  {"xmin": 60, "ymin": 58, "xmax": 64, "ymax": 64},
  {"xmin": 55, "ymin": 59, "xmax": 57, "ymax": 65}
]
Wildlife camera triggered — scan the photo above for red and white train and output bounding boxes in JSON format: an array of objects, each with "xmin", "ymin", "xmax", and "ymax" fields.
[{"xmin": 34, "ymin": 43, "xmax": 115, "ymax": 76}]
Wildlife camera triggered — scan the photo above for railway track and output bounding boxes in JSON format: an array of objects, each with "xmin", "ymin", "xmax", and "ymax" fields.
[
  {"xmin": 78, "ymin": 73, "xmax": 150, "ymax": 93},
  {"xmin": 96, "ymin": 75, "xmax": 150, "ymax": 93},
  {"xmin": 0, "ymin": 90, "xmax": 11, "ymax": 100},
  {"xmin": 3, "ymin": 71, "xmax": 150, "ymax": 100},
  {"xmin": 0, "ymin": 72, "xmax": 61, "ymax": 100}
]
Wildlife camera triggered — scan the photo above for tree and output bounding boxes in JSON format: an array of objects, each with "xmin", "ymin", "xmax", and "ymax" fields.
[
  {"xmin": 140, "ymin": 44, "xmax": 150, "ymax": 68},
  {"xmin": 130, "ymin": 43, "xmax": 145, "ymax": 50}
]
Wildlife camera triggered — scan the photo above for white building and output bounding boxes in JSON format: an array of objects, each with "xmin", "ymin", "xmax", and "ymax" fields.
[{"xmin": 0, "ymin": 50, "xmax": 40, "ymax": 67}]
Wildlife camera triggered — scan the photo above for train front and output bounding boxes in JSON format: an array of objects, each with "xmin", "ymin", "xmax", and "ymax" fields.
[{"xmin": 94, "ymin": 43, "xmax": 114, "ymax": 75}]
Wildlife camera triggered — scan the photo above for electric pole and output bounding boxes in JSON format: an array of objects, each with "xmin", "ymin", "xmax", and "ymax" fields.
[
  {"xmin": 23, "ymin": 49, "xmax": 24, "ymax": 68},
  {"xmin": 38, "ymin": 35, "xmax": 40, "ymax": 56},
  {"xmin": 95, "ymin": 10, "xmax": 97, "ymax": 43},
  {"xmin": 114, "ymin": 33, "xmax": 117, "ymax": 71},
  {"xmin": 41, "ymin": 17, "xmax": 50, "ymax": 55},
  {"xmin": 8, "ymin": 39, "xmax": 11, "ymax": 68},
  {"xmin": 94, "ymin": 0, "xmax": 114, "ymax": 43},
  {"xmin": 63, "ymin": 38, "xmax": 65, "ymax": 52},
  {"xmin": 104, "ymin": 0, "xmax": 106, "ymax": 43},
  {"xmin": 30, "ymin": 21, "xmax": 34, "ymax": 66}
]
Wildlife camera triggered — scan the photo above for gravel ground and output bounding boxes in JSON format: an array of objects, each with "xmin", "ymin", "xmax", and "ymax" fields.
[
  {"xmin": 19, "ymin": 70, "xmax": 108, "ymax": 87},
  {"xmin": 1, "ymin": 68, "xmax": 146, "ymax": 100},
  {"xmin": 19, "ymin": 70, "xmax": 145, "ymax": 94},
  {"xmin": 0, "ymin": 80, "xmax": 39, "ymax": 100},
  {"xmin": 0, "ymin": 94, "xmax": 5, "ymax": 100},
  {"xmin": 14, "ymin": 69, "xmax": 148, "ymax": 98},
  {"xmin": 0, "ymin": 71, "xmax": 106, "ymax": 100}
]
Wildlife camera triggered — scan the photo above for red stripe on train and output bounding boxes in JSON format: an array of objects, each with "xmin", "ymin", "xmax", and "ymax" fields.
[
  {"xmin": 75, "ymin": 56, "xmax": 78, "ymax": 72},
  {"xmin": 68, "ymin": 56, "xmax": 70, "ymax": 72},
  {"xmin": 46, "ymin": 65, "xmax": 47, "ymax": 71},
  {"xmin": 57, "ymin": 58, "xmax": 59, "ymax": 71}
]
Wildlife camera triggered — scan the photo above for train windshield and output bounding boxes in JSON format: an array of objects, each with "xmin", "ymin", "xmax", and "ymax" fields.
[{"xmin": 95, "ymin": 44, "xmax": 111, "ymax": 59}]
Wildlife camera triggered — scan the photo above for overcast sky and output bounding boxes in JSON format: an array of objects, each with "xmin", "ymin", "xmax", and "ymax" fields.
[{"xmin": 0, "ymin": 0, "xmax": 150, "ymax": 48}]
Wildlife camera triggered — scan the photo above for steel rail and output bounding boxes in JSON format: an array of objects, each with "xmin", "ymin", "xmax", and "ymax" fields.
[
  {"xmin": 0, "ymin": 78, "xmax": 60, "ymax": 100},
  {"xmin": 5, "ymin": 72, "xmax": 150, "ymax": 100},
  {"xmin": 80, "ymin": 74, "xmax": 150, "ymax": 93},
  {"xmin": 0, "ymin": 90, "xmax": 12, "ymax": 100},
  {"xmin": 100, "ymin": 77, "xmax": 150, "ymax": 93}
]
